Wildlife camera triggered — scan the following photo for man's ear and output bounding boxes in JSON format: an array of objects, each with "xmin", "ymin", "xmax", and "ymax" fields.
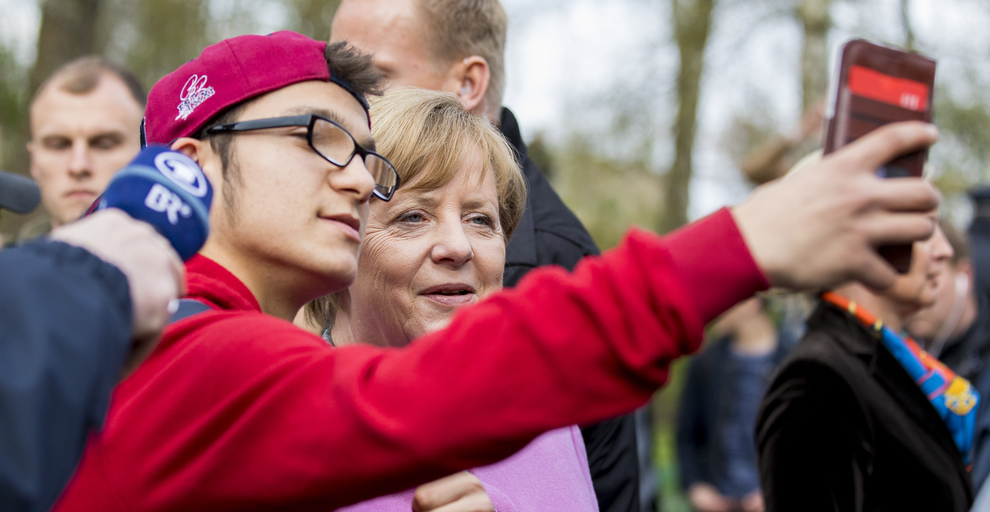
[
  {"xmin": 455, "ymin": 55, "xmax": 491, "ymax": 114},
  {"xmin": 171, "ymin": 137, "xmax": 225, "ymax": 192},
  {"xmin": 960, "ymin": 258, "xmax": 975, "ymax": 283}
]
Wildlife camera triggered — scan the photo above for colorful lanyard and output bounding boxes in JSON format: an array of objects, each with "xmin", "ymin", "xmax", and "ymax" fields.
[{"xmin": 821, "ymin": 292, "xmax": 980, "ymax": 464}]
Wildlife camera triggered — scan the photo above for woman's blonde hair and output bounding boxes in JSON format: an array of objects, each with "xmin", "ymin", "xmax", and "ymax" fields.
[
  {"xmin": 369, "ymin": 87, "xmax": 525, "ymax": 239},
  {"xmin": 304, "ymin": 87, "xmax": 527, "ymax": 330}
]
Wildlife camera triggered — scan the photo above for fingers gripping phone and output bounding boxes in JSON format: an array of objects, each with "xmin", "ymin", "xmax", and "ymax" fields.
[{"xmin": 823, "ymin": 38, "xmax": 937, "ymax": 273}]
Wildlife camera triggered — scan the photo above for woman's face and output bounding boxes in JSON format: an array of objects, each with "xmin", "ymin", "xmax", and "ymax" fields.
[
  {"xmin": 337, "ymin": 147, "xmax": 506, "ymax": 347},
  {"xmin": 886, "ymin": 218, "xmax": 954, "ymax": 315}
]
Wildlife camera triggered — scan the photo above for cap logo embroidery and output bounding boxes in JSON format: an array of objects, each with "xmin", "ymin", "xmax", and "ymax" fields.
[{"xmin": 176, "ymin": 75, "xmax": 215, "ymax": 121}]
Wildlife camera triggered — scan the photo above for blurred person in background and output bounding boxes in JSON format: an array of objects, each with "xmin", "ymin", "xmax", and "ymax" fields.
[
  {"xmin": 330, "ymin": 2, "xmax": 642, "ymax": 510},
  {"xmin": 677, "ymin": 297, "xmax": 788, "ymax": 512},
  {"xmin": 905, "ymin": 219, "xmax": 990, "ymax": 382},
  {"xmin": 967, "ymin": 186, "xmax": 990, "ymax": 301},
  {"xmin": 19, "ymin": 57, "xmax": 144, "ymax": 241},
  {"xmin": 756, "ymin": 217, "xmax": 977, "ymax": 511},
  {"xmin": 740, "ymin": 101, "xmax": 824, "ymax": 186},
  {"xmin": 905, "ymin": 219, "xmax": 990, "ymax": 497},
  {"xmin": 301, "ymin": 87, "xmax": 598, "ymax": 512}
]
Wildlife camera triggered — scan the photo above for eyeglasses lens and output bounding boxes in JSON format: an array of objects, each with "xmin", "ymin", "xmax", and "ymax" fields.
[
  {"xmin": 311, "ymin": 118, "xmax": 354, "ymax": 165},
  {"xmin": 311, "ymin": 118, "xmax": 398, "ymax": 200},
  {"xmin": 365, "ymin": 154, "xmax": 398, "ymax": 198}
]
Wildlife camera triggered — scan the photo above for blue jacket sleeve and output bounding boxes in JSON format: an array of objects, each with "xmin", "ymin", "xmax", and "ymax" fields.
[{"xmin": 0, "ymin": 240, "xmax": 132, "ymax": 512}]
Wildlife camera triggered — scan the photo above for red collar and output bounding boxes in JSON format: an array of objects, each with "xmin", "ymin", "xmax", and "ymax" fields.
[{"xmin": 184, "ymin": 254, "xmax": 261, "ymax": 313}]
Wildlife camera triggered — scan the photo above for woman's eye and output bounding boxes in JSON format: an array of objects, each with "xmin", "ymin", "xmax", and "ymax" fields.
[
  {"xmin": 469, "ymin": 215, "xmax": 494, "ymax": 227},
  {"xmin": 399, "ymin": 212, "xmax": 424, "ymax": 223}
]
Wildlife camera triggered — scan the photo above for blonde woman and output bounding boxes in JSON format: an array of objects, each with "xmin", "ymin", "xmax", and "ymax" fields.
[{"xmin": 299, "ymin": 88, "xmax": 598, "ymax": 511}]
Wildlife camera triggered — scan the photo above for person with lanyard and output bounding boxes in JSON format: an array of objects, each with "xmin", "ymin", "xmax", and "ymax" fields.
[{"xmin": 756, "ymin": 213, "xmax": 979, "ymax": 512}]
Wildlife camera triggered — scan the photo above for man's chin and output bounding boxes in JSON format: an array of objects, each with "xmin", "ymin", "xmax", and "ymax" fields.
[{"xmin": 60, "ymin": 203, "xmax": 96, "ymax": 226}]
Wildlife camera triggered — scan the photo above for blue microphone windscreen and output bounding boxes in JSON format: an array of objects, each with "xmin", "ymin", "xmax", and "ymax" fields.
[{"xmin": 90, "ymin": 145, "xmax": 212, "ymax": 260}]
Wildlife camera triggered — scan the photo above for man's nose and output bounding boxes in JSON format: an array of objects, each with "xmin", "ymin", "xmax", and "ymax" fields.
[{"xmin": 67, "ymin": 140, "xmax": 92, "ymax": 178}]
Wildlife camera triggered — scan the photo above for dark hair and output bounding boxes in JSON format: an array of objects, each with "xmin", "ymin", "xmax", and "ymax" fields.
[
  {"xmin": 194, "ymin": 42, "xmax": 385, "ymax": 183},
  {"xmin": 325, "ymin": 41, "xmax": 385, "ymax": 99},
  {"xmin": 33, "ymin": 56, "xmax": 146, "ymax": 108}
]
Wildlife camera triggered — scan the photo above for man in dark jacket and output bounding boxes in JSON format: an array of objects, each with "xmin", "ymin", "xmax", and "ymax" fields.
[
  {"xmin": 905, "ymin": 220, "xmax": 990, "ymax": 493},
  {"xmin": 968, "ymin": 187, "xmax": 990, "ymax": 300},
  {"xmin": 905, "ymin": 220, "xmax": 990, "ymax": 382},
  {"xmin": 0, "ymin": 204, "xmax": 183, "ymax": 512},
  {"xmin": 756, "ymin": 219, "xmax": 975, "ymax": 512},
  {"xmin": 330, "ymin": 2, "xmax": 637, "ymax": 509}
]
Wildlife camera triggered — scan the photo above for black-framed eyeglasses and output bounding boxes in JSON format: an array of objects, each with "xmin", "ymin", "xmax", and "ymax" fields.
[{"xmin": 206, "ymin": 114, "xmax": 400, "ymax": 201}]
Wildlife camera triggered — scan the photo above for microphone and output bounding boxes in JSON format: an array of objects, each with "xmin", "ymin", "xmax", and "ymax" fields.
[
  {"xmin": 0, "ymin": 170, "xmax": 41, "ymax": 214},
  {"xmin": 86, "ymin": 145, "xmax": 212, "ymax": 260}
]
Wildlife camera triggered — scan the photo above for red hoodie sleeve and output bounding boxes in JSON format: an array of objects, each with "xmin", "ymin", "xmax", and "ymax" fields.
[{"xmin": 55, "ymin": 208, "xmax": 767, "ymax": 512}]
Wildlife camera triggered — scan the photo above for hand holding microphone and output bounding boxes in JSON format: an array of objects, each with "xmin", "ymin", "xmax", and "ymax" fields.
[
  {"xmin": 53, "ymin": 146, "xmax": 213, "ymax": 377},
  {"xmin": 85, "ymin": 145, "xmax": 213, "ymax": 261}
]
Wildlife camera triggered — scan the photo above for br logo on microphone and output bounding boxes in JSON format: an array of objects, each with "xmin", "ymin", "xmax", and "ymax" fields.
[
  {"xmin": 86, "ymin": 145, "xmax": 213, "ymax": 261},
  {"xmin": 154, "ymin": 152, "xmax": 209, "ymax": 198},
  {"xmin": 145, "ymin": 183, "xmax": 193, "ymax": 225}
]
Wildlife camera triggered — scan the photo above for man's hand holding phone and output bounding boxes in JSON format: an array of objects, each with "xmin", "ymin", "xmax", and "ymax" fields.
[{"xmin": 732, "ymin": 121, "xmax": 939, "ymax": 292}]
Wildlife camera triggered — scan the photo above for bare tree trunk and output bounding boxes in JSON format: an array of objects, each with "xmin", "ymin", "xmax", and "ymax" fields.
[
  {"xmin": 900, "ymin": 0, "xmax": 916, "ymax": 51},
  {"xmin": 797, "ymin": 0, "xmax": 830, "ymax": 110},
  {"xmin": 660, "ymin": 0, "xmax": 714, "ymax": 234},
  {"xmin": 29, "ymin": 0, "xmax": 104, "ymax": 95}
]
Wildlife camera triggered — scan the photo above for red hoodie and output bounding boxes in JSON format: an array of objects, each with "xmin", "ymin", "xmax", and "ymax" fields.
[{"xmin": 54, "ymin": 208, "xmax": 766, "ymax": 511}]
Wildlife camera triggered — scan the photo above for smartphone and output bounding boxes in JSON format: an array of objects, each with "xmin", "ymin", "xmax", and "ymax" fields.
[{"xmin": 822, "ymin": 38, "xmax": 936, "ymax": 272}]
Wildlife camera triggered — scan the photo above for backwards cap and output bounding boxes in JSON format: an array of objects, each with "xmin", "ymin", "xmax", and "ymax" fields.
[{"xmin": 143, "ymin": 31, "xmax": 369, "ymax": 146}]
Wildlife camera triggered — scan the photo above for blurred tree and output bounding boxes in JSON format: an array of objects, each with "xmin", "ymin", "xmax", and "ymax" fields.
[
  {"xmin": 553, "ymin": 133, "xmax": 662, "ymax": 250},
  {"xmin": 797, "ymin": 0, "xmax": 830, "ymax": 110},
  {"xmin": 98, "ymin": 0, "xmax": 210, "ymax": 91},
  {"xmin": 0, "ymin": 43, "xmax": 31, "ymax": 240},
  {"xmin": 527, "ymin": 132, "xmax": 555, "ymax": 180},
  {"xmin": 900, "ymin": 0, "xmax": 915, "ymax": 51},
  {"xmin": 661, "ymin": 0, "xmax": 715, "ymax": 234},
  {"xmin": 29, "ymin": 0, "xmax": 104, "ymax": 95},
  {"xmin": 288, "ymin": 0, "xmax": 341, "ymax": 41}
]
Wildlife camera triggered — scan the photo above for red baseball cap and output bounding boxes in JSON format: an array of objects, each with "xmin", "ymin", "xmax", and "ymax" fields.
[{"xmin": 143, "ymin": 31, "xmax": 368, "ymax": 146}]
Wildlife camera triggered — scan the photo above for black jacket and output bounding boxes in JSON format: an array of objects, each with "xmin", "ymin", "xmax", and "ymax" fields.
[
  {"xmin": 0, "ymin": 241, "xmax": 133, "ymax": 512},
  {"xmin": 676, "ymin": 337, "xmax": 788, "ymax": 492},
  {"xmin": 756, "ymin": 302, "xmax": 973, "ymax": 512},
  {"xmin": 499, "ymin": 108, "xmax": 641, "ymax": 512},
  {"xmin": 969, "ymin": 217, "xmax": 990, "ymax": 301}
]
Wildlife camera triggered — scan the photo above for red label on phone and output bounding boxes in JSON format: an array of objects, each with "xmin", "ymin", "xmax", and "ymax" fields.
[{"xmin": 848, "ymin": 65, "xmax": 929, "ymax": 112}]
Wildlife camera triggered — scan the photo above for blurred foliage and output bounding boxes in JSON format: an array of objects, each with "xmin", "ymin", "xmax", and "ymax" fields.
[
  {"xmin": 526, "ymin": 132, "xmax": 554, "ymax": 180},
  {"xmin": 0, "ymin": 43, "xmax": 29, "ymax": 175},
  {"xmin": 551, "ymin": 133, "xmax": 664, "ymax": 251},
  {"xmin": 97, "ymin": 0, "xmax": 211, "ymax": 90}
]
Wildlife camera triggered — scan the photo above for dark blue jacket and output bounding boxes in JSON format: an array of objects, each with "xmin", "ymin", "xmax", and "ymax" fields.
[
  {"xmin": 499, "ymin": 108, "xmax": 642, "ymax": 512},
  {"xmin": 0, "ymin": 241, "xmax": 132, "ymax": 512},
  {"xmin": 676, "ymin": 337, "xmax": 788, "ymax": 492}
]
